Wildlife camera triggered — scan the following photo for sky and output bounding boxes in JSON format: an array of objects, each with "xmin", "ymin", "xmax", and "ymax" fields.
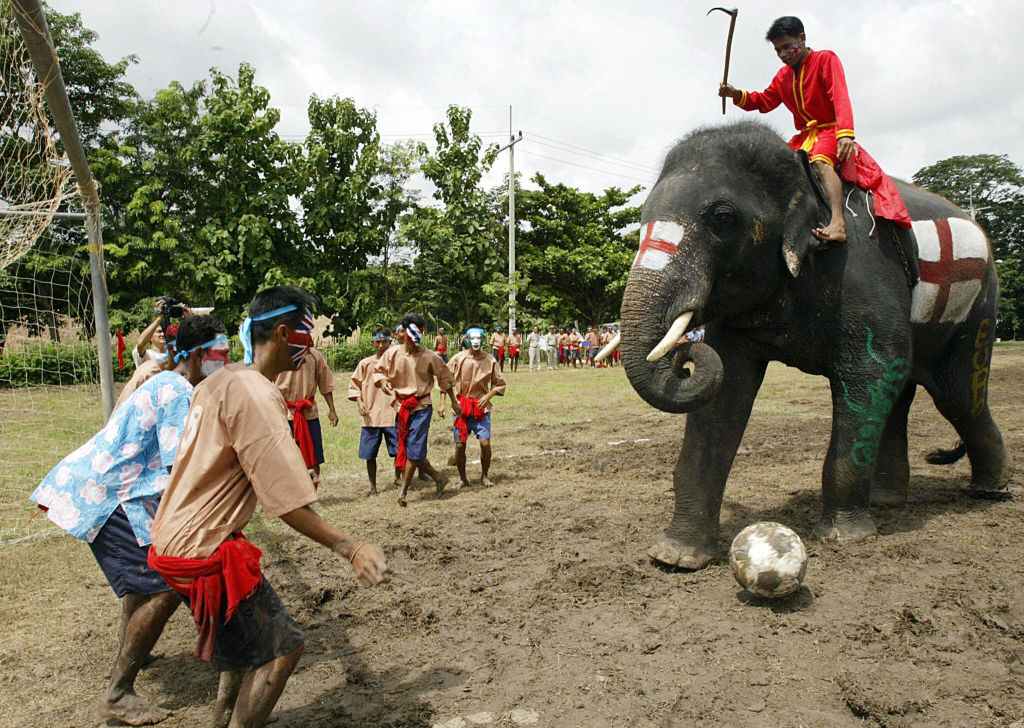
[{"xmin": 45, "ymin": 0, "xmax": 1024, "ymax": 199}]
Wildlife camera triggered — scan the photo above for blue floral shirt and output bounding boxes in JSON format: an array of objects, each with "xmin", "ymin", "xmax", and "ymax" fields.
[{"xmin": 31, "ymin": 370, "xmax": 193, "ymax": 546}]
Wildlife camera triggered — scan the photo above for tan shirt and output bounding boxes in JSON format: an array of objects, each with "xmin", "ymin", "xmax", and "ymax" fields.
[
  {"xmin": 274, "ymin": 346, "xmax": 335, "ymax": 421},
  {"xmin": 348, "ymin": 354, "xmax": 396, "ymax": 427},
  {"xmin": 447, "ymin": 350, "xmax": 506, "ymax": 412},
  {"xmin": 490, "ymin": 332, "xmax": 506, "ymax": 349},
  {"xmin": 151, "ymin": 368, "xmax": 318, "ymax": 559},
  {"xmin": 372, "ymin": 344, "xmax": 454, "ymax": 412},
  {"xmin": 115, "ymin": 359, "xmax": 163, "ymax": 411}
]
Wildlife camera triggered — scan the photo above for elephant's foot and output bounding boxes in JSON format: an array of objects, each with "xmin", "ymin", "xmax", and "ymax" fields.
[
  {"xmin": 647, "ymin": 532, "xmax": 718, "ymax": 570},
  {"xmin": 969, "ymin": 449, "xmax": 1012, "ymax": 492},
  {"xmin": 812, "ymin": 511, "xmax": 877, "ymax": 544}
]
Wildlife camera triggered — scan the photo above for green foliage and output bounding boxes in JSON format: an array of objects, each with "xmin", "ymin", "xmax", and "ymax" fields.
[
  {"xmin": 401, "ymin": 106, "xmax": 503, "ymax": 324},
  {"xmin": 0, "ymin": 341, "xmax": 132, "ymax": 388},
  {"xmin": 320, "ymin": 338, "xmax": 375, "ymax": 372},
  {"xmin": 913, "ymin": 154, "xmax": 1024, "ymax": 339},
  {"xmin": 514, "ymin": 173, "xmax": 642, "ymax": 326}
]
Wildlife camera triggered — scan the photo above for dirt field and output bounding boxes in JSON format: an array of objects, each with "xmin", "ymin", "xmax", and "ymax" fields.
[{"xmin": 1, "ymin": 347, "xmax": 1022, "ymax": 728}]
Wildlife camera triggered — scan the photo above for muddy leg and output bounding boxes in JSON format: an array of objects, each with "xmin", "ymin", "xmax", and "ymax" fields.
[
  {"xmin": 455, "ymin": 442, "xmax": 469, "ymax": 487},
  {"xmin": 213, "ymin": 670, "xmax": 244, "ymax": 728},
  {"xmin": 365, "ymin": 460, "xmax": 377, "ymax": 496},
  {"xmin": 99, "ymin": 591, "xmax": 180, "ymax": 726},
  {"xmin": 479, "ymin": 439, "xmax": 493, "ymax": 487},
  {"xmin": 227, "ymin": 645, "xmax": 303, "ymax": 728}
]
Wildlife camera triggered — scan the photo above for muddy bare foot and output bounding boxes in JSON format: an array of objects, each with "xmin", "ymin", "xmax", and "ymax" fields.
[
  {"xmin": 99, "ymin": 693, "xmax": 171, "ymax": 726},
  {"xmin": 140, "ymin": 651, "xmax": 163, "ymax": 668},
  {"xmin": 365, "ymin": 487, "xmax": 378, "ymax": 498},
  {"xmin": 480, "ymin": 476, "xmax": 494, "ymax": 487},
  {"xmin": 435, "ymin": 473, "xmax": 449, "ymax": 496},
  {"xmin": 812, "ymin": 220, "xmax": 847, "ymax": 242},
  {"xmin": 647, "ymin": 533, "xmax": 717, "ymax": 570},
  {"xmin": 397, "ymin": 497, "xmax": 407, "ymax": 507}
]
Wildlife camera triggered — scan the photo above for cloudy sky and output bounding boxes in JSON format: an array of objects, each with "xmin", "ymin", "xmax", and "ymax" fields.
[{"xmin": 47, "ymin": 0, "xmax": 1024, "ymax": 198}]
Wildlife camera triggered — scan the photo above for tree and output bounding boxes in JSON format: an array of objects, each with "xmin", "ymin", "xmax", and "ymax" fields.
[
  {"xmin": 104, "ymin": 64, "xmax": 304, "ymax": 326},
  {"xmin": 913, "ymin": 154, "xmax": 1024, "ymax": 339},
  {"xmin": 400, "ymin": 105, "xmax": 502, "ymax": 325},
  {"xmin": 514, "ymin": 173, "xmax": 642, "ymax": 326}
]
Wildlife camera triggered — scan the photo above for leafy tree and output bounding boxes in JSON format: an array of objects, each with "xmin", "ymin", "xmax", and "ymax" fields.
[
  {"xmin": 913, "ymin": 154, "xmax": 1024, "ymax": 338},
  {"xmin": 400, "ymin": 105, "xmax": 501, "ymax": 325},
  {"xmin": 514, "ymin": 173, "xmax": 642, "ymax": 326},
  {"xmin": 105, "ymin": 64, "xmax": 303, "ymax": 326}
]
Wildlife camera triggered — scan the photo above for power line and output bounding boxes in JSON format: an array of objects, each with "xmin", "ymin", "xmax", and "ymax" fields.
[
  {"xmin": 523, "ymin": 136, "xmax": 660, "ymax": 175},
  {"xmin": 517, "ymin": 149, "xmax": 652, "ymax": 186},
  {"xmin": 516, "ymin": 107, "xmax": 668, "ymax": 155}
]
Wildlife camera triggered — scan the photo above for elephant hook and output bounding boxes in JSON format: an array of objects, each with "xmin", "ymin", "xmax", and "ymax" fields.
[{"xmin": 707, "ymin": 7, "xmax": 738, "ymax": 115}]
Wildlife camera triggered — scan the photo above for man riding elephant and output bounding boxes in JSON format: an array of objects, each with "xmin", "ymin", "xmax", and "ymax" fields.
[{"xmin": 719, "ymin": 15, "xmax": 911, "ymax": 243}]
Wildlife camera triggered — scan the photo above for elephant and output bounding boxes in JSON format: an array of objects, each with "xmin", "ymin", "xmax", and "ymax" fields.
[{"xmin": 619, "ymin": 120, "xmax": 1010, "ymax": 570}]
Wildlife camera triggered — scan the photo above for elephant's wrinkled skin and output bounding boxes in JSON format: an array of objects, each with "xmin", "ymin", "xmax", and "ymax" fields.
[{"xmin": 622, "ymin": 122, "xmax": 1009, "ymax": 570}]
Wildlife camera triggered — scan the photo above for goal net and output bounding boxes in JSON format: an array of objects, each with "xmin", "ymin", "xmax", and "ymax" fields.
[{"xmin": 0, "ymin": 1, "xmax": 100, "ymax": 544}]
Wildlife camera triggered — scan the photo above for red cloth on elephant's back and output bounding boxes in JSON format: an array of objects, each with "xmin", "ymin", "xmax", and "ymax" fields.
[{"xmin": 839, "ymin": 144, "xmax": 911, "ymax": 229}]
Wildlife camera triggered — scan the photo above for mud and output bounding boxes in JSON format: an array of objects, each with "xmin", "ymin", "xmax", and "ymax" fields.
[{"xmin": 1, "ymin": 349, "xmax": 1022, "ymax": 727}]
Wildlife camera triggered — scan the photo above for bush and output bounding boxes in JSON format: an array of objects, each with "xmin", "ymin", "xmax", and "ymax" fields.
[
  {"xmin": 321, "ymin": 339, "xmax": 375, "ymax": 372},
  {"xmin": 0, "ymin": 341, "xmax": 136, "ymax": 388}
]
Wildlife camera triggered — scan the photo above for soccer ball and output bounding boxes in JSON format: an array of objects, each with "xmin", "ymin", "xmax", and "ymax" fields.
[{"xmin": 729, "ymin": 522, "xmax": 808, "ymax": 598}]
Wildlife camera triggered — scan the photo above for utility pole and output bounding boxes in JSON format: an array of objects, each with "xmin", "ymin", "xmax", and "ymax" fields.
[{"xmin": 496, "ymin": 106, "xmax": 522, "ymax": 331}]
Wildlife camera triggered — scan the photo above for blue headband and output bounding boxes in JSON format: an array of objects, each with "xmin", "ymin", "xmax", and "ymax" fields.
[
  {"xmin": 467, "ymin": 327, "xmax": 485, "ymax": 338},
  {"xmin": 372, "ymin": 332, "xmax": 391, "ymax": 341},
  {"xmin": 174, "ymin": 334, "xmax": 228, "ymax": 363},
  {"xmin": 406, "ymin": 323, "xmax": 422, "ymax": 343},
  {"xmin": 238, "ymin": 304, "xmax": 299, "ymax": 365}
]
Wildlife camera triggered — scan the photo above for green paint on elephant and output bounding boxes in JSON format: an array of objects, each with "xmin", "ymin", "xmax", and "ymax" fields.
[{"xmin": 840, "ymin": 329, "xmax": 910, "ymax": 469}]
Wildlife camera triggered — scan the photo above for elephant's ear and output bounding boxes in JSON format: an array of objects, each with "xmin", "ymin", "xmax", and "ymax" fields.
[{"xmin": 780, "ymin": 151, "xmax": 829, "ymax": 277}]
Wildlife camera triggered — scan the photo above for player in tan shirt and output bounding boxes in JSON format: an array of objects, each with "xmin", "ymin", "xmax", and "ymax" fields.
[
  {"xmin": 149, "ymin": 286, "xmax": 390, "ymax": 728},
  {"xmin": 349, "ymin": 328, "xmax": 401, "ymax": 495},
  {"xmin": 275, "ymin": 344, "xmax": 338, "ymax": 486},
  {"xmin": 373, "ymin": 312, "xmax": 460, "ymax": 506},
  {"xmin": 490, "ymin": 325, "xmax": 507, "ymax": 372},
  {"xmin": 438, "ymin": 325, "xmax": 506, "ymax": 488},
  {"xmin": 507, "ymin": 327, "xmax": 522, "ymax": 373}
]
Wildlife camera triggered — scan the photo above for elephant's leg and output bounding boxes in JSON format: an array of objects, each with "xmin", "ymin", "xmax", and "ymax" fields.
[
  {"xmin": 871, "ymin": 383, "xmax": 916, "ymax": 506},
  {"xmin": 648, "ymin": 350, "xmax": 767, "ymax": 570},
  {"xmin": 924, "ymin": 315, "xmax": 1009, "ymax": 490},
  {"xmin": 815, "ymin": 332, "xmax": 911, "ymax": 543}
]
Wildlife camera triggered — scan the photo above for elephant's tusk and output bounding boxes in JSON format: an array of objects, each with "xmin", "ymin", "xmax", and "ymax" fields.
[
  {"xmin": 593, "ymin": 332, "xmax": 621, "ymax": 363},
  {"xmin": 646, "ymin": 312, "xmax": 694, "ymax": 362}
]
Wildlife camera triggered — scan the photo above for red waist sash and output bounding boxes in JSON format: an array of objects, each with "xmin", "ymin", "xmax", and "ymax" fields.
[
  {"xmin": 454, "ymin": 396, "xmax": 487, "ymax": 443},
  {"xmin": 286, "ymin": 398, "xmax": 316, "ymax": 468},
  {"xmin": 148, "ymin": 535, "xmax": 263, "ymax": 662},
  {"xmin": 394, "ymin": 394, "xmax": 419, "ymax": 469}
]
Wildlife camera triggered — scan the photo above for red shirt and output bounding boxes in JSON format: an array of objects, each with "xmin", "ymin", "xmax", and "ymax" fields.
[{"xmin": 737, "ymin": 49, "xmax": 853, "ymax": 141}]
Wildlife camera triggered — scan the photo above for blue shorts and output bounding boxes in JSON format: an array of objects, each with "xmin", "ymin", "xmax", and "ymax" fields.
[
  {"xmin": 183, "ymin": 577, "xmax": 304, "ymax": 672},
  {"xmin": 452, "ymin": 411, "xmax": 491, "ymax": 442},
  {"xmin": 289, "ymin": 417, "xmax": 325, "ymax": 465},
  {"xmin": 398, "ymin": 406, "xmax": 432, "ymax": 461},
  {"xmin": 359, "ymin": 425, "xmax": 398, "ymax": 460},
  {"xmin": 88, "ymin": 505, "xmax": 172, "ymax": 598}
]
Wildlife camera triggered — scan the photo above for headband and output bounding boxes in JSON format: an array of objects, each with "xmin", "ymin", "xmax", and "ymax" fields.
[
  {"xmin": 466, "ymin": 327, "xmax": 485, "ymax": 338},
  {"xmin": 406, "ymin": 322, "xmax": 422, "ymax": 343},
  {"xmin": 174, "ymin": 334, "xmax": 228, "ymax": 363},
  {"xmin": 372, "ymin": 332, "xmax": 391, "ymax": 341},
  {"xmin": 238, "ymin": 304, "xmax": 299, "ymax": 365}
]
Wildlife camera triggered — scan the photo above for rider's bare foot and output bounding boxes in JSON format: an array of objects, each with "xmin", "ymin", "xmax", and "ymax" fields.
[
  {"xmin": 480, "ymin": 476, "xmax": 494, "ymax": 488},
  {"xmin": 99, "ymin": 693, "xmax": 171, "ymax": 726},
  {"xmin": 812, "ymin": 220, "xmax": 847, "ymax": 242}
]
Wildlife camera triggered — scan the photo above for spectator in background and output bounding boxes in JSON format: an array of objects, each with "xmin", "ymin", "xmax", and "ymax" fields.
[
  {"xmin": 490, "ymin": 325, "xmax": 507, "ymax": 373},
  {"xmin": 507, "ymin": 327, "xmax": 522, "ymax": 373},
  {"xmin": 434, "ymin": 327, "xmax": 449, "ymax": 363},
  {"xmin": 544, "ymin": 326, "xmax": 558, "ymax": 370},
  {"xmin": 526, "ymin": 325, "xmax": 542, "ymax": 372}
]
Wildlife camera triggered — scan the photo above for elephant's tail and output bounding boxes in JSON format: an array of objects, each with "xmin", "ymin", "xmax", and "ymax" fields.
[{"xmin": 925, "ymin": 438, "xmax": 966, "ymax": 465}]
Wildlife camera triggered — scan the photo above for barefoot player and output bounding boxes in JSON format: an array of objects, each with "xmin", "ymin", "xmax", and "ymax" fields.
[
  {"xmin": 275, "ymin": 342, "xmax": 339, "ymax": 487},
  {"xmin": 373, "ymin": 312, "xmax": 460, "ymax": 507},
  {"xmin": 438, "ymin": 325, "xmax": 506, "ymax": 488},
  {"xmin": 31, "ymin": 315, "xmax": 227, "ymax": 726},
  {"xmin": 349, "ymin": 328, "xmax": 401, "ymax": 495},
  {"xmin": 148, "ymin": 286, "xmax": 391, "ymax": 728}
]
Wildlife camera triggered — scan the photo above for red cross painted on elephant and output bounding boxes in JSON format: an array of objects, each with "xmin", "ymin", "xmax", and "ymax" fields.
[
  {"xmin": 917, "ymin": 219, "xmax": 988, "ymax": 325},
  {"xmin": 634, "ymin": 220, "xmax": 686, "ymax": 271}
]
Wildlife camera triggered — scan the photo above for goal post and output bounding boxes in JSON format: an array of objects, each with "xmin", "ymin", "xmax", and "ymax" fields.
[{"xmin": 10, "ymin": 0, "xmax": 115, "ymax": 417}]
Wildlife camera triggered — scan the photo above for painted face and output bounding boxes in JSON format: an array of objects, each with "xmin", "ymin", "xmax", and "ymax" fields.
[
  {"xmin": 772, "ymin": 34, "xmax": 805, "ymax": 68},
  {"xmin": 287, "ymin": 309, "xmax": 315, "ymax": 368},
  {"xmin": 201, "ymin": 338, "xmax": 230, "ymax": 378},
  {"xmin": 467, "ymin": 328, "xmax": 485, "ymax": 351},
  {"xmin": 406, "ymin": 322, "xmax": 423, "ymax": 344}
]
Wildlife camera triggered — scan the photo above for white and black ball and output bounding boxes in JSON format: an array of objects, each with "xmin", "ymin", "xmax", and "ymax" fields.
[{"xmin": 729, "ymin": 522, "xmax": 808, "ymax": 598}]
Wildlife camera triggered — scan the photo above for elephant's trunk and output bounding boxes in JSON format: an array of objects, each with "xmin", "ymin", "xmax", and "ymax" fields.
[{"xmin": 620, "ymin": 266, "xmax": 724, "ymax": 413}]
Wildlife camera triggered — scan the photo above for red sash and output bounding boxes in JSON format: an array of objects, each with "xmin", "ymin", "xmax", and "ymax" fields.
[
  {"xmin": 286, "ymin": 399, "xmax": 316, "ymax": 468},
  {"xmin": 454, "ymin": 396, "xmax": 487, "ymax": 443},
  {"xmin": 495, "ymin": 346, "xmax": 505, "ymax": 360},
  {"xmin": 147, "ymin": 535, "xmax": 263, "ymax": 662},
  {"xmin": 509, "ymin": 346, "xmax": 519, "ymax": 357},
  {"xmin": 394, "ymin": 395, "xmax": 419, "ymax": 469}
]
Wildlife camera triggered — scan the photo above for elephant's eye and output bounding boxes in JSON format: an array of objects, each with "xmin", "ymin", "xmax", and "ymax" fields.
[{"xmin": 702, "ymin": 200, "xmax": 737, "ymax": 232}]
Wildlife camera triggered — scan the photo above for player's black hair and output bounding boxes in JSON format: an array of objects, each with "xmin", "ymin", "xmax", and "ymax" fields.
[
  {"xmin": 400, "ymin": 312, "xmax": 425, "ymax": 330},
  {"xmin": 372, "ymin": 326, "xmax": 390, "ymax": 338},
  {"xmin": 766, "ymin": 16, "xmax": 804, "ymax": 41},
  {"xmin": 466, "ymin": 322, "xmax": 485, "ymax": 333},
  {"xmin": 175, "ymin": 314, "xmax": 225, "ymax": 354},
  {"xmin": 249, "ymin": 285, "xmax": 317, "ymax": 344}
]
